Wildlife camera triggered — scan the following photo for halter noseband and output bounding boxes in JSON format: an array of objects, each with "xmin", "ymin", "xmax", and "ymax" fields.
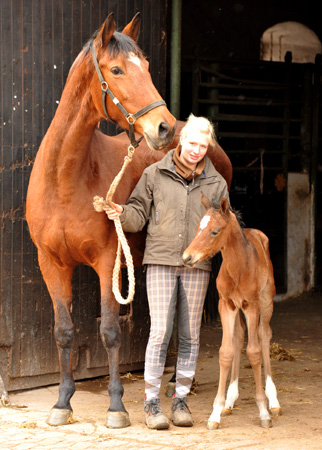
[{"xmin": 91, "ymin": 43, "xmax": 166, "ymax": 148}]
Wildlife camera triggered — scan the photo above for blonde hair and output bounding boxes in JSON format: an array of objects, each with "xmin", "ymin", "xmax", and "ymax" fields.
[{"xmin": 180, "ymin": 113, "xmax": 216, "ymax": 147}]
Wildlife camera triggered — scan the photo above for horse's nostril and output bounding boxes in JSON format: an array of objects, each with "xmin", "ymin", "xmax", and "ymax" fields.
[{"xmin": 158, "ymin": 121, "xmax": 170, "ymax": 139}]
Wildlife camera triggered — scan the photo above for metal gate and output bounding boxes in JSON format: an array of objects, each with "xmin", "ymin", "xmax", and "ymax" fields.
[
  {"xmin": 189, "ymin": 56, "xmax": 321, "ymax": 293},
  {"xmin": 0, "ymin": 0, "xmax": 167, "ymax": 391}
]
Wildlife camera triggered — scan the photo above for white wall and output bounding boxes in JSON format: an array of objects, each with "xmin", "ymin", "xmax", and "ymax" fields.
[{"xmin": 276, "ymin": 172, "xmax": 314, "ymax": 300}]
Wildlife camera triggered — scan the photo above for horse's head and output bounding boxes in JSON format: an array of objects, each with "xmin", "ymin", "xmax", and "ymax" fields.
[
  {"xmin": 90, "ymin": 13, "xmax": 176, "ymax": 150},
  {"xmin": 183, "ymin": 194, "xmax": 231, "ymax": 267}
]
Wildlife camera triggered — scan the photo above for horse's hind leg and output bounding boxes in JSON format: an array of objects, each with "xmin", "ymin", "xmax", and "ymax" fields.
[
  {"xmin": 38, "ymin": 251, "xmax": 75, "ymax": 426},
  {"xmin": 244, "ymin": 303, "xmax": 272, "ymax": 428},
  {"xmin": 99, "ymin": 272, "xmax": 130, "ymax": 428},
  {"xmin": 259, "ymin": 292, "xmax": 281, "ymax": 416}
]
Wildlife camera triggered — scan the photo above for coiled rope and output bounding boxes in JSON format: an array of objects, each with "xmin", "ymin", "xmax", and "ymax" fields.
[{"xmin": 93, "ymin": 145, "xmax": 135, "ymax": 304}]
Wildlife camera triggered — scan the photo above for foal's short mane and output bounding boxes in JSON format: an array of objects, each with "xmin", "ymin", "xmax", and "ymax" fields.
[{"xmin": 212, "ymin": 201, "xmax": 245, "ymax": 228}]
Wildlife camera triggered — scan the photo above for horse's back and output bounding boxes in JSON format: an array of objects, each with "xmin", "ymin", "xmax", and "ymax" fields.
[{"xmin": 244, "ymin": 228, "xmax": 276, "ymax": 297}]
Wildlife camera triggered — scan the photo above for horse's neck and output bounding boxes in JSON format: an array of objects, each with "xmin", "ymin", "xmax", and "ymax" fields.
[
  {"xmin": 42, "ymin": 61, "xmax": 99, "ymax": 175},
  {"xmin": 221, "ymin": 220, "xmax": 249, "ymax": 280}
]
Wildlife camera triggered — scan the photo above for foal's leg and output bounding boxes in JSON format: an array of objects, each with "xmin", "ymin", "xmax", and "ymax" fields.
[
  {"xmin": 244, "ymin": 303, "xmax": 272, "ymax": 428},
  {"xmin": 38, "ymin": 252, "xmax": 75, "ymax": 426},
  {"xmin": 98, "ymin": 268, "xmax": 130, "ymax": 428},
  {"xmin": 208, "ymin": 299, "xmax": 238, "ymax": 430},
  {"xmin": 259, "ymin": 291, "xmax": 281, "ymax": 416},
  {"xmin": 222, "ymin": 310, "xmax": 245, "ymax": 416}
]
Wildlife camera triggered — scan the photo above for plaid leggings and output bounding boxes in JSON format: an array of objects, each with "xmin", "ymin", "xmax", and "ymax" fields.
[{"xmin": 145, "ymin": 264, "xmax": 210, "ymax": 369}]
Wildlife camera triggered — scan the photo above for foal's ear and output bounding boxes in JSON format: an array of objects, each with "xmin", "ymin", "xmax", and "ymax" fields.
[
  {"xmin": 201, "ymin": 192, "xmax": 212, "ymax": 210},
  {"xmin": 220, "ymin": 197, "xmax": 230, "ymax": 215},
  {"xmin": 122, "ymin": 12, "xmax": 141, "ymax": 42},
  {"xmin": 97, "ymin": 12, "xmax": 116, "ymax": 48}
]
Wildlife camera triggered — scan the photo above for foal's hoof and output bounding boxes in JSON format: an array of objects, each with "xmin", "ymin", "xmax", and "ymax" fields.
[
  {"xmin": 260, "ymin": 418, "xmax": 273, "ymax": 428},
  {"xmin": 207, "ymin": 420, "xmax": 220, "ymax": 430},
  {"xmin": 106, "ymin": 411, "xmax": 130, "ymax": 428},
  {"xmin": 221, "ymin": 408, "xmax": 232, "ymax": 417},
  {"xmin": 47, "ymin": 408, "xmax": 73, "ymax": 426},
  {"xmin": 270, "ymin": 407, "xmax": 282, "ymax": 416},
  {"xmin": 165, "ymin": 381, "xmax": 176, "ymax": 397}
]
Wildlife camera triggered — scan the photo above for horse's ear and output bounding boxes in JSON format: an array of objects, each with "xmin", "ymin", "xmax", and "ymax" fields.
[
  {"xmin": 97, "ymin": 12, "xmax": 116, "ymax": 48},
  {"xmin": 122, "ymin": 12, "xmax": 141, "ymax": 42},
  {"xmin": 220, "ymin": 198, "xmax": 230, "ymax": 215},
  {"xmin": 201, "ymin": 192, "xmax": 212, "ymax": 210}
]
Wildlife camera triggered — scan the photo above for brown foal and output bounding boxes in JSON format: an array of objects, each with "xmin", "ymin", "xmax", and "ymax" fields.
[{"xmin": 183, "ymin": 194, "xmax": 281, "ymax": 429}]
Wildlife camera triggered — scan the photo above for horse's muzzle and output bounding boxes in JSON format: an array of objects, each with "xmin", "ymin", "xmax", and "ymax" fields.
[
  {"xmin": 182, "ymin": 253, "xmax": 197, "ymax": 268},
  {"xmin": 144, "ymin": 120, "xmax": 177, "ymax": 151}
]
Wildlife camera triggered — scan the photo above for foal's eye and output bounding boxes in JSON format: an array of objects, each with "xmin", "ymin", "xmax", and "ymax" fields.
[
  {"xmin": 111, "ymin": 67, "xmax": 123, "ymax": 75},
  {"xmin": 211, "ymin": 231, "xmax": 219, "ymax": 237}
]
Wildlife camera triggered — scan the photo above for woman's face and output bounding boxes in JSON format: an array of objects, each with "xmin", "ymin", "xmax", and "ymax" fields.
[{"xmin": 179, "ymin": 129, "xmax": 211, "ymax": 169}]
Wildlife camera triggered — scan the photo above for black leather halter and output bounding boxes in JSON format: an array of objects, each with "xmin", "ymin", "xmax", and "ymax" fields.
[{"xmin": 91, "ymin": 43, "xmax": 166, "ymax": 148}]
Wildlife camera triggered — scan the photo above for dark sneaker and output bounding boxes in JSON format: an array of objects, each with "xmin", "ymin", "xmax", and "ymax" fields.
[
  {"xmin": 144, "ymin": 398, "xmax": 169, "ymax": 430},
  {"xmin": 170, "ymin": 397, "xmax": 193, "ymax": 427}
]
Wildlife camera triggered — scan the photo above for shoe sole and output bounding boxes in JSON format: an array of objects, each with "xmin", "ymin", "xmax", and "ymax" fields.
[
  {"xmin": 146, "ymin": 420, "xmax": 169, "ymax": 430},
  {"xmin": 170, "ymin": 413, "xmax": 193, "ymax": 427},
  {"xmin": 171, "ymin": 420, "xmax": 193, "ymax": 427}
]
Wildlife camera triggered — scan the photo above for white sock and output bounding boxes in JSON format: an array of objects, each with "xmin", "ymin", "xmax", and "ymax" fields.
[
  {"xmin": 175, "ymin": 365, "xmax": 195, "ymax": 398},
  {"xmin": 144, "ymin": 366, "xmax": 164, "ymax": 401}
]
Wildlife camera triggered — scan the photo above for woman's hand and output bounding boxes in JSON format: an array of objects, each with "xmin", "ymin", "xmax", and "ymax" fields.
[{"xmin": 104, "ymin": 202, "xmax": 124, "ymax": 220}]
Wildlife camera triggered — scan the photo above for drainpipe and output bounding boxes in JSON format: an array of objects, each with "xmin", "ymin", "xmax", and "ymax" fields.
[{"xmin": 170, "ymin": 0, "xmax": 182, "ymax": 119}]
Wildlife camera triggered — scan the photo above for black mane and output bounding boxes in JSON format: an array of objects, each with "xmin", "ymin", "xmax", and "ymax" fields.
[{"xmin": 83, "ymin": 30, "xmax": 144, "ymax": 59}]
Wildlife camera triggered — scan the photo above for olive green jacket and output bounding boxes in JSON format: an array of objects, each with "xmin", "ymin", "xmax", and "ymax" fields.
[{"xmin": 120, "ymin": 149, "xmax": 229, "ymax": 271}]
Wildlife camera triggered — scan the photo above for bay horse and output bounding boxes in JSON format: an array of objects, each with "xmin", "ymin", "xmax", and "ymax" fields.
[
  {"xmin": 26, "ymin": 13, "xmax": 232, "ymax": 428},
  {"xmin": 183, "ymin": 194, "xmax": 281, "ymax": 429}
]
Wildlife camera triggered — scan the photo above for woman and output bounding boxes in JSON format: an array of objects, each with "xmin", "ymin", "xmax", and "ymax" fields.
[{"xmin": 105, "ymin": 114, "xmax": 229, "ymax": 430}]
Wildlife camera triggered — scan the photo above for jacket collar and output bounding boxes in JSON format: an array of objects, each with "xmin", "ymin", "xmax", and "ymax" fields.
[{"xmin": 158, "ymin": 149, "xmax": 218, "ymax": 180}]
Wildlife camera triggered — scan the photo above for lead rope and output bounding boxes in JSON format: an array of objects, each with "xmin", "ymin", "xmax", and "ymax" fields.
[{"xmin": 93, "ymin": 145, "xmax": 136, "ymax": 304}]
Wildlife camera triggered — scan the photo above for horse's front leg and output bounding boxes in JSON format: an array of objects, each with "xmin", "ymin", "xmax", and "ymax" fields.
[
  {"xmin": 0, "ymin": 374, "xmax": 10, "ymax": 406},
  {"xmin": 99, "ymin": 273, "xmax": 130, "ymax": 428},
  {"xmin": 259, "ymin": 291, "xmax": 282, "ymax": 417},
  {"xmin": 222, "ymin": 310, "xmax": 245, "ymax": 416},
  {"xmin": 208, "ymin": 299, "xmax": 238, "ymax": 430},
  {"xmin": 39, "ymin": 252, "xmax": 75, "ymax": 426}
]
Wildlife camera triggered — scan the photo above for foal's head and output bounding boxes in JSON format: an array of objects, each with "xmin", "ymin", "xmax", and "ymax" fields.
[{"xmin": 183, "ymin": 193, "xmax": 238, "ymax": 267}]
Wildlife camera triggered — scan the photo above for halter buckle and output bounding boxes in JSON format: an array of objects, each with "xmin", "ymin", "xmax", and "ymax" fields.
[
  {"xmin": 126, "ymin": 114, "xmax": 136, "ymax": 124},
  {"xmin": 101, "ymin": 81, "xmax": 108, "ymax": 92}
]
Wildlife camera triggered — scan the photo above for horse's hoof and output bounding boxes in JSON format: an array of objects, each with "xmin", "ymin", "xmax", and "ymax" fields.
[
  {"xmin": 165, "ymin": 381, "xmax": 176, "ymax": 397},
  {"xmin": 106, "ymin": 411, "xmax": 130, "ymax": 428},
  {"xmin": 221, "ymin": 408, "xmax": 232, "ymax": 417},
  {"xmin": 1, "ymin": 394, "xmax": 10, "ymax": 407},
  {"xmin": 46, "ymin": 408, "xmax": 73, "ymax": 426},
  {"xmin": 270, "ymin": 407, "xmax": 282, "ymax": 416},
  {"xmin": 207, "ymin": 420, "xmax": 219, "ymax": 430},
  {"xmin": 260, "ymin": 418, "xmax": 273, "ymax": 428}
]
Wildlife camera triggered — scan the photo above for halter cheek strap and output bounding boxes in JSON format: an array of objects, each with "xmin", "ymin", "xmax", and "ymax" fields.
[{"xmin": 91, "ymin": 43, "xmax": 166, "ymax": 148}]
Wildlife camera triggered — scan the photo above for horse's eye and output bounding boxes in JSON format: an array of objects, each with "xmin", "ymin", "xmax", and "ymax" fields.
[
  {"xmin": 111, "ymin": 67, "xmax": 123, "ymax": 75},
  {"xmin": 211, "ymin": 231, "xmax": 219, "ymax": 237}
]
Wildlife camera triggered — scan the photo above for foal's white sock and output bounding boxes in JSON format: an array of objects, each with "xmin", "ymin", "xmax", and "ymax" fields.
[
  {"xmin": 144, "ymin": 366, "xmax": 164, "ymax": 401},
  {"xmin": 175, "ymin": 365, "xmax": 195, "ymax": 398}
]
